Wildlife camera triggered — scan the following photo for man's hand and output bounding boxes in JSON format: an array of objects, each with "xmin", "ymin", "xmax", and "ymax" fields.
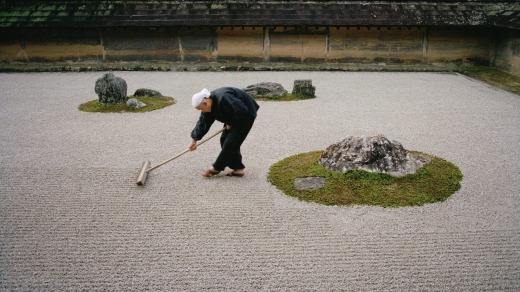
[
  {"xmin": 189, "ymin": 139, "xmax": 197, "ymax": 151},
  {"xmin": 226, "ymin": 124, "xmax": 232, "ymax": 130}
]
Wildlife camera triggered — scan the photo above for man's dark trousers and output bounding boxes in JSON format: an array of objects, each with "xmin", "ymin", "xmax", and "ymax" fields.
[{"xmin": 213, "ymin": 119, "xmax": 254, "ymax": 171}]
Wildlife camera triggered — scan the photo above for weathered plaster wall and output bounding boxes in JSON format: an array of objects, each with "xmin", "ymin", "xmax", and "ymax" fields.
[
  {"xmin": 177, "ymin": 28, "xmax": 217, "ymax": 61},
  {"xmin": 269, "ymin": 27, "xmax": 327, "ymax": 62},
  {"xmin": 0, "ymin": 26, "xmax": 511, "ymax": 72},
  {"xmin": 0, "ymin": 29, "xmax": 102, "ymax": 61},
  {"xmin": 329, "ymin": 27, "xmax": 423, "ymax": 63},
  {"xmin": 103, "ymin": 27, "xmax": 216, "ymax": 61},
  {"xmin": 426, "ymin": 28, "xmax": 491, "ymax": 65},
  {"xmin": 0, "ymin": 41, "xmax": 20, "ymax": 61},
  {"xmin": 217, "ymin": 27, "xmax": 264, "ymax": 61},
  {"xmin": 494, "ymin": 30, "xmax": 520, "ymax": 76},
  {"xmin": 103, "ymin": 28, "xmax": 179, "ymax": 61}
]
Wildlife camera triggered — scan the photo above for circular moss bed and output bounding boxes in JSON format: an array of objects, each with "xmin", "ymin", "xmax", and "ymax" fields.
[
  {"xmin": 268, "ymin": 150, "xmax": 463, "ymax": 207},
  {"xmin": 79, "ymin": 96, "xmax": 175, "ymax": 113}
]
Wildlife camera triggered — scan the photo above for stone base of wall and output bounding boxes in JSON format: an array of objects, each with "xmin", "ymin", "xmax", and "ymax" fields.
[{"xmin": 0, "ymin": 60, "xmax": 471, "ymax": 73}]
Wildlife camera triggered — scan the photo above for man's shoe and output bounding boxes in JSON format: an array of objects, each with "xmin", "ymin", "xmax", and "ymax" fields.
[
  {"xmin": 226, "ymin": 169, "xmax": 245, "ymax": 177},
  {"xmin": 202, "ymin": 167, "xmax": 220, "ymax": 177}
]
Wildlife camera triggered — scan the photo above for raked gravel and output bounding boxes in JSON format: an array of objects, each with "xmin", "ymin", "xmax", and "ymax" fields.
[{"xmin": 1, "ymin": 71, "xmax": 519, "ymax": 290}]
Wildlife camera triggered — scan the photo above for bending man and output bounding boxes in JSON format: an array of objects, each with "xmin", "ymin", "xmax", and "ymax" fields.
[{"xmin": 189, "ymin": 87, "xmax": 259, "ymax": 177}]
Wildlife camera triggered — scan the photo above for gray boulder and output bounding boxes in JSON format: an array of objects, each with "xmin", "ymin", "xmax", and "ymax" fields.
[
  {"xmin": 320, "ymin": 135, "xmax": 431, "ymax": 177},
  {"xmin": 244, "ymin": 82, "xmax": 287, "ymax": 97},
  {"xmin": 95, "ymin": 73, "xmax": 127, "ymax": 104},
  {"xmin": 134, "ymin": 88, "xmax": 163, "ymax": 98},
  {"xmin": 292, "ymin": 79, "xmax": 315, "ymax": 97},
  {"xmin": 126, "ymin": 98, "xmax": 146, "ymax": 109}
]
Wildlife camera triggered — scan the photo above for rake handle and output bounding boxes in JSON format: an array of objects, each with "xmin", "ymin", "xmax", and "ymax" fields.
[{"xmin": 147, "ymin": 127, "xmax": 225, "ymax": 172}]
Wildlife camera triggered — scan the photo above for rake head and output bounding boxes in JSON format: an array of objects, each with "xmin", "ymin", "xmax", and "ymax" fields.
[{"xmin": 136, "ymin": 160, "xmax": 151, "ymax": 186}]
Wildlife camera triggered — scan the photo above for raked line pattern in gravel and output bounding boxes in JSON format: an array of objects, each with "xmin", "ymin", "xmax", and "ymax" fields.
[{"xmin": 1, "ymin": 72, "xmax": 519, "ymax": 290}]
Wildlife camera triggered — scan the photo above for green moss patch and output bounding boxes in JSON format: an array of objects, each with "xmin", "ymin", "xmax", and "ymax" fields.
[
  {"xmin": 79, "ymin": 96, "xmax": 175, "ymax": 113},
  {"xmin": 253, "ymin": 93, "xmax": 315, "ymax": 101},
  {"xmin": 458, "ymin": 66, "xmax": 520, "ymax": 95},
  {"xmin": 268, "ymin": 150, "xmax": 463, "ymax": 207}
]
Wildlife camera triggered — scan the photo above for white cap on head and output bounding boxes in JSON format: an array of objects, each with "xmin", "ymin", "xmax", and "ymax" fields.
[{"xmin": 192, "ymin": 88, "xmax": 211, "ymax": 108}]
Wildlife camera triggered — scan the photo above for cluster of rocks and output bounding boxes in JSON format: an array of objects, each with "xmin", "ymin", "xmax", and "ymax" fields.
[
  {"xmin": 244, "ymin": 79, "xmax": 316, "ymax": 98},
  {"xmin": 94, "ymin": 73, "xmax": 163, "ymax": 109},
  {"xmin": 295, "ymin": 135, "xmax": 431, "ymax": 190},
  {"xmin": 94, "ymin": 72, "xmax": 315, "ymax": 108}
]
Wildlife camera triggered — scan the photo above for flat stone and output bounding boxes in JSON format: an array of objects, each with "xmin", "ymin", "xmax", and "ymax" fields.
[
  {"xmin": 126, "ymin": 98, "xmax": 146, "ymax": 109},
  {"xmin": 294, "ymin": 177, "xmax": 325, "ymax": 190},
  {"xmin": 134, "ymin": 88, "xmax": 163, "ymax": 97}
]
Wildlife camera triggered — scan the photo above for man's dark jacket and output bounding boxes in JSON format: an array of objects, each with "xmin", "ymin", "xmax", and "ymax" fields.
[{"xmin": 191, "ymin": 87, "xmax": 259, "ymax": 140}]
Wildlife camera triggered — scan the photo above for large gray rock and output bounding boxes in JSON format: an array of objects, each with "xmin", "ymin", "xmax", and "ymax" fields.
[
  {"xmin": 292, "ymin": 79, "xmax": 316, "ymax": 97},
  {"xmin": 320, "ymin": 135, "xmax": 431, "ymax": 177},
  {"xmin": 95, "ymin": 73, "xmax": 127, "ymax": 104},
  {"xmin": 244, "ymin": 82, "xmax": 287, "ymax": 97}
]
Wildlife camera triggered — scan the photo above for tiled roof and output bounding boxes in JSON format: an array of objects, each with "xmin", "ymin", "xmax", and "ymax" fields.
[{"xmin": 1, "ymin": 1, "xmax": 518, "ymax": 30}]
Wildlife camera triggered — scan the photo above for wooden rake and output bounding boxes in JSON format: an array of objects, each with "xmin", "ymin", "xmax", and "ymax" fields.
[{"xmin": 136, "ymin": 128, "xmax": 224, "ymax": 186}]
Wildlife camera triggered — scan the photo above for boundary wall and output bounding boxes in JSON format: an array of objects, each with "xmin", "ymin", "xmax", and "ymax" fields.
[{"xmin": 1, "ymin": 26, "xmax": 519, "ymax": 74}]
